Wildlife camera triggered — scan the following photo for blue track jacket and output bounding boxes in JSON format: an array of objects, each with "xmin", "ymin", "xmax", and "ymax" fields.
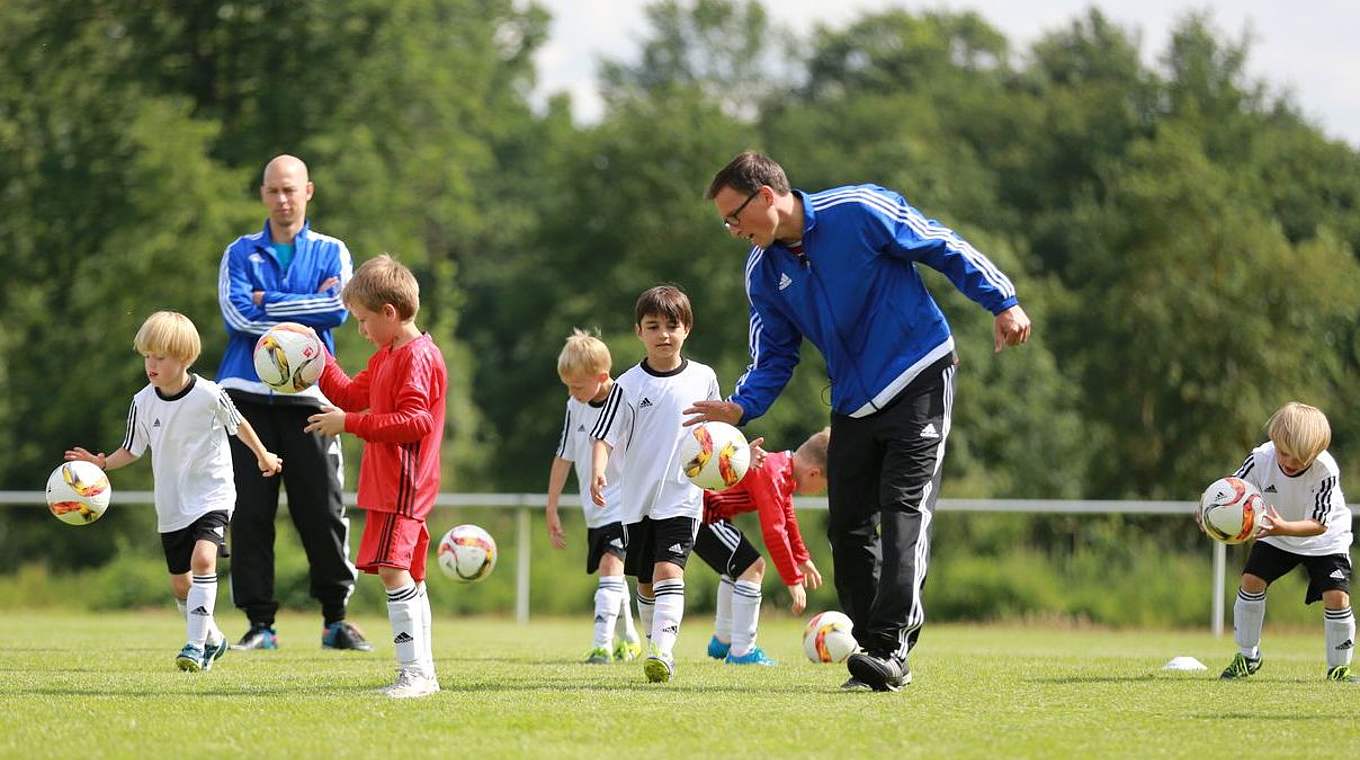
[
  {"xmin": 216, "ymin": 219, "xmax": 353, "ymax": 399},
  {"xmin": 732, "ymin": 186, "xmax": 1018, "ymax": 421}
]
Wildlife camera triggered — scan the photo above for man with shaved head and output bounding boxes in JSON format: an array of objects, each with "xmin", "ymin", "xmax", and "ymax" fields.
[{"xmin": 216, "ymin": 155, "xmax": 369, "ymax": 652}]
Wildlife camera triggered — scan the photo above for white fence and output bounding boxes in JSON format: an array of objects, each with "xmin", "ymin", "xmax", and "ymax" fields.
[{"xmin": 4, "ymin": 491, "xmax": 1354, "ymax": 634}]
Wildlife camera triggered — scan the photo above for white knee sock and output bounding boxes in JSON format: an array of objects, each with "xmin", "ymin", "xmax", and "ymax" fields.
[
  {"xmin": 418, "ymin": 581, "xmax": 435, "ymax": 679},
  {"xmin": 730, "ymin": 579, "xmax": 762, "ymax": 657},
  {"xmin": 1324, "ymin": 606, "xmax": 1354, "ymax": 670},
  {"xmin": 186, "ymin": 575, "xmax": 218, "ymax": 648},
  {"xmin": 594, "ymin": 577, "xmax": 625, "ymax": 649},
  {"xmin": 714, "ymin": 576, "xmax": 734, "ymax": 643},
  {"xmin": 1234, "ymin": 588, "xmax": 1266, "ymax": 658},
  {"xmin": 651, "ymin": 579, "xmax": 685, "ymax": 658},
  {"xmin": 386, "ymin": 583, "xmax": 422, "ymax": 672},
  {"xmin": 637, "ymin": 590, "xmax": 655, "ymax": 642},
  {"xmin": 617, "ymin": 578, "xmax": 640, "ymax": 644}
]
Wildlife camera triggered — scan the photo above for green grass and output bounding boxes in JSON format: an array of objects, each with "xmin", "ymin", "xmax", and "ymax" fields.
[{"xmin": 1, "ymin": 611, "xmax": 1356, "ymax": 758}]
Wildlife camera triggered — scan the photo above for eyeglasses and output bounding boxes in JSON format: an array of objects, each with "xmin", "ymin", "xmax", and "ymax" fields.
[{"xmin": 722, "ymin": 189, "xmax": 761, "ymax": 229}]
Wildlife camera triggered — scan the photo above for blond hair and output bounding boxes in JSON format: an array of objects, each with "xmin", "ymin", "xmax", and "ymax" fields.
[
  {"xmin": 343, "ymin": 254, "xmax": 420, "ymax": 320},
  {"xmin": 133, "ymin": 311, "xmax": 202, "ymax": 365},
  {"xmin": 1267, "ymin": 402, "xmax": 1331, "ymax": 468},
  {"xmin": 557, "ymin": 328, "xmax": 611, "ymax": 378},
  {"xmin": 796, "ymin": 426, "xmax": 831, "ymax": 469}
]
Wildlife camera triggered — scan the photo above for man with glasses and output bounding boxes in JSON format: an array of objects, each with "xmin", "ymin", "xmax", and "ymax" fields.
[{"xmin": 686, "ymin": 151, "xmax": 1030, "ymax": 692}]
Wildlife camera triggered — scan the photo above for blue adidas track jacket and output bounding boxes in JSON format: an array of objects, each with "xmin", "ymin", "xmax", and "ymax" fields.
[
  {"xmin": 216, "ymin": 219, "xmax": 352, "ymax": 394},
  {"xmin": 732, "ymin": 185, "xmax": 1018, "ymax": 421}
]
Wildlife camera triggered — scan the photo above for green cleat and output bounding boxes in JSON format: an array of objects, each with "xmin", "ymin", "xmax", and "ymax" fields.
[
  {"xmin": 643, "ymin": 652, "xmax": 674, "ymax": 683},
  {"xmin": 584, "ymin": 647, "xmax": 612, "ymax": 664},
  {"xmin": 1219, "ymin": 653, "xmax": 1262, "ymax": 679},
  {"xmin": 614, "ymin": 639, "xmax": 643, "ymax": 662},
  {"xmin": 1326, "ymin": 665, "xmax": 1360, "ymax": 683}
]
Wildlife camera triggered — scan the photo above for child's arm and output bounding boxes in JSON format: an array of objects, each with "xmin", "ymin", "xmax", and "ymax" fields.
[
  {"xmin": 310, "ymin": 360, "xmax": 436, "ymax": 443},
  {"xmin": 545, "ymin": 456, "xmax": 572, "ymax": 550},
  {"xmin": 64, "ymin": 447, "xmax": 138, "ymax": 471},
  {"xmin": 747, "ymin": 462, "xmax": 810, "ymax": 608},
  {"xmin": 233, "ymin": 418, "xmax": 283, "ymax": 476},
  {"xmin": 1257, "ymin": 506, "xmax": 1326, "ymax": 538},
  {"xmin": 589, "ymin": 439, "xmax": 611, "ymax": 507},
  {"xmin": 317, "ymin": 352, "xmax": 373, "ymax": 413},
  {"xmin": 781, "ymin": 493, "xmax": 822, "ymax": 589}
]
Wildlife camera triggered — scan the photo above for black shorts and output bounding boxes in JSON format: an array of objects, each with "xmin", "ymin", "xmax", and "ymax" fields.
[
  {"xmin": 586, "ymin": 522, "xmax": 627, "ymax": 574},
  {"xmin": 694, "ymin": 519, "xmax": 762, "ymax": 579},
  {"xmin": 160, "ymin": 510, "xmax": 231, "ymax": 575},
  {"xmin": 1243, "ymin": 540, "xmax": 1352, "ymax": 604},
  {"xmin": 623, "ymin": 516, "xmax": 699, "ymax": 583}
]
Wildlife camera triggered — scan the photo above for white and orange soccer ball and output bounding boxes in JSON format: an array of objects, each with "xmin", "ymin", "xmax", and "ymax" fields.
[
  {"xmin": 253, "ymin": 322, "xmax": 325, "ymax": 393},
  {"xmin": 802, "ymin": 610, "xmax": 858, "ymax": 664},
  {"xmin": 1198, "ymin": 476, "xmax": 1264, "ymax": 545},
  {"xmin": 678, "ymin": 421, "xmax": 750, "ymax": 491},
  {"xmin": 437, "ymin": 524, "xmax": 497, "ymax": 582},
  {"xmin": 46, "ymin": 460, "xmax": 112, "ymax": 526}
]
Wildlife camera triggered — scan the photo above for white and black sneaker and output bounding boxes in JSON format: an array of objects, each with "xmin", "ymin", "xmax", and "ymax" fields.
[
  {"xmin": 847, "ymin": 652, "xmax": 910, "ymax": 692},
  {"xmin": 381, "ymin": 667, "xmax": 440, "ymax": 699}
]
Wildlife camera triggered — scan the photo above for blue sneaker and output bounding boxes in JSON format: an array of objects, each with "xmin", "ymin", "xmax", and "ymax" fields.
[
  {"xmin": 725, "ymin": 646, "xmax": 777, "ymax": 666},
  {"xmin": 176, "ymin": 643, "xmax": 205, "ymax": 672},
  {"xmin": 706, "ymin": 635, "xmax": 731, "ymax": 660},
  {"xmin": 231, "ymin": 624, "xmax": 278, "ymax": 651},
  {"xmin": 322, "ymin": 620, "xmax": 373, "ymax": 651},
  {"xmin": 201, "ymin": 636, "xmax": 228, "ymax": 671}
]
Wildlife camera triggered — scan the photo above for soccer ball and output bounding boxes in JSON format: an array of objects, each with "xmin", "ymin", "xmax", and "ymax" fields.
[
  {"xmin": 436, "ymin": 524, "xmax": 497, "ymax": 582},
  {"xmin": 46, "ymin": 461, "xmax": 112, "ymax": 525},
  {"xmin": 253, "ymin": 322, "xmax": 325, "ymax": 393},
  {"xmin": 1198, "ymin": 476, "xmax": 1264, "ymax": 544},
  {"xmin": 802, "ymin": 610, "xmax": 858, "ymax": 664},
  {"xmin": 678, "ymin": 421, "xmax": 750, "ymax": 491}
]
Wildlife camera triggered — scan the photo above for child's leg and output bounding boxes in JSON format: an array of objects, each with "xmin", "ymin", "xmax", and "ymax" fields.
[
  {"xmin": 636, "ymin": 581, "xmax": 655, "ymax": 641},
  {"xmin": 714, "ymin": 576, "xmax": 734, "ymax": 644},
  {"xmin": 593, "ymin": 554, "xmax": 626, "ymax": 652},
  {"xmin": 1235, "ymin": 574, "xmax": 1268, "ymax": 659},
  {"xmin": 380, "ymin": 566, "xmax": 423, "ymax": 673},
  {"xmin": 185, "ymin": 539, "xmax": 220, "ymax": 649},
  {"xmin": 1322, "ymin": 589, "xmax": 1354, "ymax": 672},
  {"xmin": 730, "ymin": 556, "xmax": 766, "ymax": 658},
  {"xmin": 417, "ymin": 580, "xmax": 435, "ymax": 678},
  {"xmin": 651, "ymin": 561, "xmax": 686, "ymax": 659},
  {"xmin": 615, "ymin": 570, "xmax": 640, "ymax": 644}
]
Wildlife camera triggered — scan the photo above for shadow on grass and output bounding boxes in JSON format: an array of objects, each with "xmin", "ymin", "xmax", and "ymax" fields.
[{"xmin": 1027, "ymin": 675, "xmax": 1159, "ymax": 684}]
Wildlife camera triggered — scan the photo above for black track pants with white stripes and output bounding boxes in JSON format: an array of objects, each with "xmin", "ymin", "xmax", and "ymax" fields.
[{"xmin": 827, "ymin": 360, "xmax": 955, "ymax": 663}]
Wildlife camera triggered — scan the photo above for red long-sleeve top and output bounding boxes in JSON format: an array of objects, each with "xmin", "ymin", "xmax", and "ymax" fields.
[
  {"xmin": 318, "ymin": 334, "xmax": 447, "ymax": 519},
  {"xmin": 702, "ymin": 450, "xmax": 812, "ymax": 586}
]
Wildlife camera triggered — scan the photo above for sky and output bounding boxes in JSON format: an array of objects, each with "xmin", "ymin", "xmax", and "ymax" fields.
[{"xmin": 531, "ymin": 0, "xmax": 1360, "ymax": 147}]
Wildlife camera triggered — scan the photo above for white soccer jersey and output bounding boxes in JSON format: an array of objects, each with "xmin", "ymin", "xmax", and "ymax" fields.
[
  {"xmin": 555, "ymin": 394, "xmax": 624, "ymax": 528},
  {"xmin": 122, "ymin": 375, "xmax": 242, "ymax": 532},
  {"xmin": 590, "ymin": 358, "xmax": 720, "ymax": 523},
  {"xmin": 1235, "ymin": 442, "xmax": 1353, "ymax": 556}
]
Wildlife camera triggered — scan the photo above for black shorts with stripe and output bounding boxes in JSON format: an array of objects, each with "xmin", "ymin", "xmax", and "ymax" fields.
[
  {"xmin": 160, "ymin": 510, "xmax": 230, "ymax": 575},
  {"xmin": 694, "ymin": 519, "xmax": 762, "ymax": 579},
  {"xmin": 586, "ymin": 522, "xmax": 627, "ymax": 574},
  {"xmin": 1243, "ymin": 540, "xmax": 1352, "ymax": 604},
  {"xmin": 623, "ymin": 516, "xmax": 698, "ymax": 583}
]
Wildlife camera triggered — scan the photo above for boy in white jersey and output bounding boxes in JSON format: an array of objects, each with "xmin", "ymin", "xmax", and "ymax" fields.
[
  {"xmin": 65, "ymin": 312, "xmax": 282, "ymax": 671},
  {"xmin": 590, "ymin": 285, "xmax": 721, "ymax": 683},
  {"xmin": 1209, "ymin": 402, "xmax": 1356, "ymax": 683},
  {"xmin": 546, "ymin": 329, "xmax": 644, "ymax": 664}
]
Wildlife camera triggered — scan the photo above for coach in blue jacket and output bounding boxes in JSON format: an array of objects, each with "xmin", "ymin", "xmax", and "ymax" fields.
[
  {"xmin": 688, "ymin": 151, "xmax": 1030, "ymax": 692},
  {"xmin": 216, "ymin": 155, "xmax": 368, "ymax": 651}
]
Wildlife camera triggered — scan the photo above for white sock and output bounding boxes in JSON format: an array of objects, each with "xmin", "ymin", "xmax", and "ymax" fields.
[
  {"xmin": 617, "ymin": 578, "xmax": 640, "ymax": 644},
  {"xmin": 730, "ymin": 579, "xmax": 762, "ymax": 657},
  {"xmin": 594, "ymin": 577, "xmax": 624, "ymax": 650},
  {"xmin": 714, "ymin": 576, "xmax": 734, "ymax": 644},
  {"xmin": 386, "ymin": 583, "xmax": 422, "ymax": 672},
  {"xmin": 418, "ymin": 581, "xmax": 435, "ymax": 679},
  {"xmin": 186, "ymin": 574, "xmax": 218, "ymax": 649},
  {"xmin": 637, "ymin": 590, "xmax": 655, "ymax": 642},
  {"xmin": 1324, "ymin": 606, "xmax": 1355, "ymax": 670},
  {"xmin": 1234, "ymin": 588, "xmax": 1266, "ymax": 659},
  {"xmin": 651, "ymin": 579, "xmax": 685, "ymax": 658}
]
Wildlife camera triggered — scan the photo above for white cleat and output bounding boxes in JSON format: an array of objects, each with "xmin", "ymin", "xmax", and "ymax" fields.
[{"xmin": 381, "ymin": 668, "xmax": 440, "ymax": 699}]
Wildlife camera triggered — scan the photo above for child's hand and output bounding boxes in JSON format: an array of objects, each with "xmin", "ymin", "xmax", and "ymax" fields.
[
  {"xmin": 546, "ymin": 508, "xmax": 566, "ymax": 550},
  {"xmin": 64, "ymin": 447, "xmax": 107, "ymax": 469},
  {"xmin": 788, "ymin": 582, "xmax": 807, "ymax": 615},
  {"xmin": 304, "ymin": 406, "xmax": 346, "ymax": 436},
  {"xmin": 257, "ymin": 451, "xmax": 283, "ymax": 477},
  {"xmin": 799, "ymin": 559, "xmax": 823, "ymax": 590},
  {"xmin": 747, "ymin": 437, "xmax": 767, "ymax": 469},
  {"xmin": 590, "ymin": 473, "xmax": 607, "ymax": 507},
  {"xmin": 1256, "ymin": 505, "xmax": 1284, "ymax": 537}
]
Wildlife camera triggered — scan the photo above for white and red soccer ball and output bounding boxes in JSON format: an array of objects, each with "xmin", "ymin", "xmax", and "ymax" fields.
[
  {"xmin": 678, "ymin": 421, "xmax": 750, "ymax": 492},
  {"xmin": 437, "ymin": 524, "xmax": 497, "ymax": 583},
  {"xmin": 46, "ymin": 460, "xmax": 111, "ymax": 526},
  {"xmin": 1198, "ymin": 476, "xmax": 1264, "ymax": 545},
  {"xmin": 253, "ymin": 322, "xmax": 325, "ymax": 393},
  {"xmin": 802, "ymin": 610, "xmax": 857, "ymax": 664}
]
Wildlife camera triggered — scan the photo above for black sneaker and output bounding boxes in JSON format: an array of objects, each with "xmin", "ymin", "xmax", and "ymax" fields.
[
  {"xmin": 322, "ymin": 620, "xmax": 374, "ymax": 651},
  {"xmin": 231, "ymin": 624, "xmax": 279, "ymax": 651},
  {"xmin": 847, "ymin": 651, "xmax": 910, "ymax": 692},
  {"xmin": 840, "ymin": 677, "xmax": 873, "ymax": 692}
]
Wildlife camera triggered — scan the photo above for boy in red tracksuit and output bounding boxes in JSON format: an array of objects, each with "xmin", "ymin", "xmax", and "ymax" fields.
[
  {"xmin": 304, "ymin": 254, "xmax": 448, "ymax": 699},
  {"xmin": 696, "ymin": 428, "xmax": 829, "ymax": 665}
]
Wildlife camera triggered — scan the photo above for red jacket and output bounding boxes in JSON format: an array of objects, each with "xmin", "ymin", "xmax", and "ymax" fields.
[
  {"xmin": 319, "ymin": 334, "xmax": 447, "ymax": 519},
  {"xmin": 703, "ymin": 450, "xmax": 812, "ymax": 585}
]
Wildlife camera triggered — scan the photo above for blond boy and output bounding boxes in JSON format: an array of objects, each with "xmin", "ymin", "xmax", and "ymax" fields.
[{"xmin": 1214, "ymin": 402, "xmax": 1356, "ymax": 682}]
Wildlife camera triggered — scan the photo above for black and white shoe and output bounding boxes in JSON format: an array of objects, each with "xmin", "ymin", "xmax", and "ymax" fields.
[
  {"xmin": 847, "ymin": 652, "xmax": 910, "ymax": 692},
  {"xmin": 840, "ymin": 676, "xmax": 874, "ymax": 692}
]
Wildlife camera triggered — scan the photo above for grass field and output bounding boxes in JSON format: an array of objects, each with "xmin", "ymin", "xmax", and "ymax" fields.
[{"xmin": 1, "ymin": 611, "xmax": 1356, "ymax": 759}]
